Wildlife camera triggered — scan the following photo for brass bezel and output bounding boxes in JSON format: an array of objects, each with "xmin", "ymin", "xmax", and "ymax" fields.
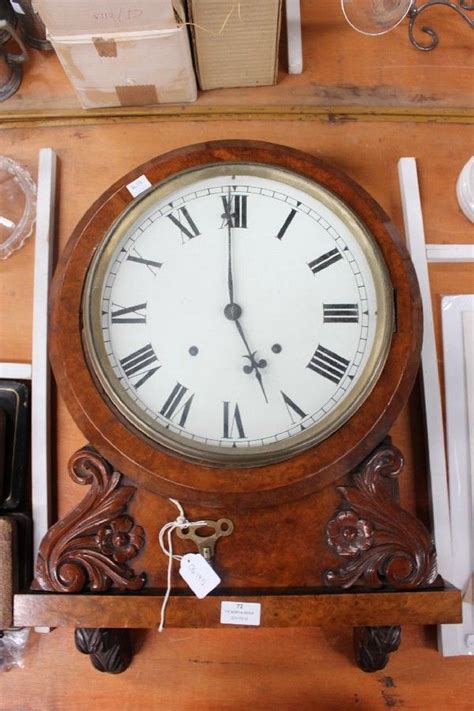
[{"xmin": 82, "ymin": 162, "xmax": 394, "ymax": 468}]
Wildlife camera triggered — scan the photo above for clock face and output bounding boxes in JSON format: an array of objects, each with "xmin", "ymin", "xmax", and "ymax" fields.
[{"xmin": 83, "ymin": 163, "xmax": 393, "ymax": 467}]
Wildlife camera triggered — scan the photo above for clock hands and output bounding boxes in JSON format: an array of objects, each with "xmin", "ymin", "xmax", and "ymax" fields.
[
  {"xmin": 234, "ymin": 318, "xmax": 268, "ymax": 403},
  {"xmin": 226, "ymin": 201, "xmax": 235, "ymax": 306},
  {"xmin": 222, "ymin": 192, "xmax": 268, "ymax": 404}
]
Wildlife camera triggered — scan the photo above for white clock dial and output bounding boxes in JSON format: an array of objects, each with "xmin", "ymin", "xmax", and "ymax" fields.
[{"xmin": 83, "ymin": 164, "xmax": 393, "ymax": 466}]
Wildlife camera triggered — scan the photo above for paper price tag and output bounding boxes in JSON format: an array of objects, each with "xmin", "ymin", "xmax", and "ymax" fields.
[
  {"xmin": 179, "ymin": 553, "xmax": 221, "ymax": 599},
  {"xmin": 126, "ymin": 174, "xmax": 152, "ymax": 198},
  {"xmin": 220, "ymin": 601, "xmax": 261, "ymax": 626}
]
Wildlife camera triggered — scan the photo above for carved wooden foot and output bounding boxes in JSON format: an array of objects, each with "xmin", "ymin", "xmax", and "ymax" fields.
[
  {"xmin": 75, "ymin": 628, "xmax": 132, "ymax": 674},
  {"xmin": 353, "ymin": 626, "xmax": 401, "ymax": 672}
]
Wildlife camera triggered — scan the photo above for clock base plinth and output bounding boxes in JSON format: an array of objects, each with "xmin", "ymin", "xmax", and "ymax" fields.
[{"xmin": 23, "ymin": 443, "xmax": 461, "ymax": 673}]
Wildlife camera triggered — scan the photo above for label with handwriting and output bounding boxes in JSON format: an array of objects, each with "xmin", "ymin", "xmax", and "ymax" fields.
[
  {"xmin": 126, "ymin": 174, "xmax": 152, "ymax": 198},
  {"xmin": 179, "ymin": 553, "xmax": 221, "ymax": 599}
]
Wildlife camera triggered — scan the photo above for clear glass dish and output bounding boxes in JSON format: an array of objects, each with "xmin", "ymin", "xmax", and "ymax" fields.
[
  {"xmin": 456, "ymin": 156, "xmax": 474, "ymax": 223},
  {"xmin": 0, "ymin": 156, "xmax": 36, "ymax": 260},
  {"xmin": 341, "ymin": 0, "xmax": 413, "ymax": 35}
]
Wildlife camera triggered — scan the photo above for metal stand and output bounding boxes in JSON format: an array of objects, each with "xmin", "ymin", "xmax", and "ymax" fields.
[{"xmin": 408, "ymin": 1, "xmax": 473, "ymax": 50}]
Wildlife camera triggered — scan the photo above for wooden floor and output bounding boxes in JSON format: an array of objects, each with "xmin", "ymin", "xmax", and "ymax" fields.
[{"xmin": 0, "ymin": 1, "xmax": 473, "ymax": 708}]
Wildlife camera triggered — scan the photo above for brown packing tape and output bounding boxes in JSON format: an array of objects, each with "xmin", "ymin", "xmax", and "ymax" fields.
[
  {"xmin": 115, "ymin": 84, "xmax": 159, "ymax": 106},
  {"xmin": 92, "ymin": 36, "xmax": 117, "ymax": 57},
  {"xmin": 80, "ymin": 88, "xmax": 120, "ymax": 108}
]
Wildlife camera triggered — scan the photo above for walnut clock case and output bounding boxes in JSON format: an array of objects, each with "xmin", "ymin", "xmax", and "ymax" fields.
[
  {"xmin": 32, "ymin": 141, "xmax": 454, "ymax": 674},
  {"xmin": 49, "ymin": 140, "xmax": 420, "ymax": 504}
]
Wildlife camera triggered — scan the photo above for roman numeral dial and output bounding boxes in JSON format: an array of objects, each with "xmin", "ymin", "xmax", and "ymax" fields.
[
  {"xmin": 221, "ymin": 195, "xmax": 248, "ymax": 228},
  {"xmin": 307, "ymin": 345, "xmax": 350, "ymax": 384},
  {"xmin": 126, "ymin": 251, "xmax": 162, "ymax": 274},
  {"xmin": 120, "ymin": 344, "xmax": 160, "ymax": 388},
  {"xmin": 88, "ymin": 165, "xmax": 389, "ymax": 465},
  {"xmin": 275, "ymin": 208, "xmax": 296, "ymax": 240},
  {"xmin": 323, "ymin": 303, "xmax": 360, "ymax": 323},
  {"xmin": 168, "ymin": 206, "xmax": 200, "ymax": 242},
  {"xmin": 223, "ymin": 402, "xmax": 245, "ymax": 439},
  {"xmin": 160, "ymin": 383, "xmax": 194, "ymax": 427},
  {"xmin": 111, "ymin": 303, "xmax": 147, "ymax": 324},
  {"xmin": 308, "ymin": 248, "xmax": 343, "ymax": 274},
  {"xmin": 281, "ymin": 391, "xmax": 307, "ymax": 423}
]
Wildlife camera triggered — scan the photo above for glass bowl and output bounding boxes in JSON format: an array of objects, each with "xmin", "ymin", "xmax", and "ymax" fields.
[
  {"xmin": 0, "ymin": 156, "xmax": 36, "ymax": 260},
  {"xmin": 341, "ymin": 0, "xmax": 414, "ymax": 35}
]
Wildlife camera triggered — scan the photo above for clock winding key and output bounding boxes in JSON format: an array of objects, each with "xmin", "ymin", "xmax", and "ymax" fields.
[{"xmin": 176, "ymin": 518, "xmax": 234, "ymax": 561}]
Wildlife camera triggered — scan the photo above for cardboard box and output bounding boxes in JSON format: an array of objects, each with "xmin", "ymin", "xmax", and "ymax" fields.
[
  {"xmin": 187, "ymin": 0, "xmax": 282, "ymax": 90},
  {"xmin": 50, "ymin": 26, "xmax": 197, "ymax": 108},
  {"xmin": 32, "ymin": 0, "xmax": 180, "ymax": 35}
]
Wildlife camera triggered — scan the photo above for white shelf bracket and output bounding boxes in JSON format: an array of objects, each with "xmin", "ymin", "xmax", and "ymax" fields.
[
  {"xmin": 397, "ymin": 157, "xmax": 453, "ymax": 579},
  {"xmin": 286, "ymin": 0, "xmax": 303, "ymax": 74}
]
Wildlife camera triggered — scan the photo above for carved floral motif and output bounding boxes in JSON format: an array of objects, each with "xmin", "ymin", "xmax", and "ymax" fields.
[
  {"xmin": 327, "ymin": 510, "xmax": 374, "ymax": 557},
  {"xmin": 32, "ymin": 447, "xmax": 146, "ymax": 593},
  {"xmin": 324, "ymin": 444, "xmax": 437, "ymax": 590},
  {"xmin": 96, "ymin": 516, "xmax": 145, "ymax": 564}
]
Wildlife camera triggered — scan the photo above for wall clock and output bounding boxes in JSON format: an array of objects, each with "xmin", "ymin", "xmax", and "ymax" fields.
[
  {"xmin": 33, "ymin": 141, "xmax": 453, "ymax": 675},
  {"xmin": 50, "ymin": 140, "xmax": 421, "ymax": 508}
]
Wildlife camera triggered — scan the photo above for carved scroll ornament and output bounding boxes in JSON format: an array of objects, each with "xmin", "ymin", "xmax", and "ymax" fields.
[
  {"xmin": 33, "ymin": 447, "xmax": 146, "ymax": 593},
  {"xmin": 324, "ymin": 444, "xmax": 437, "ymax": 589}
]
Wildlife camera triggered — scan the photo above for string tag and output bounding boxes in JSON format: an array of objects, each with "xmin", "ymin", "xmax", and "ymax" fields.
[
  {"xmin": 179, "ymin": 553, "xmax": 221, "ymax": 599},
  {"xmin": 157, "ymin": 498, "xmax": 217, "ymax": 631}
]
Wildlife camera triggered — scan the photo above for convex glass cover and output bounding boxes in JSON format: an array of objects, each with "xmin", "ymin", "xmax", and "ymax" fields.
[{"xmin": 83, "ymin": 163, "xmax": 394, "ymax": 466}]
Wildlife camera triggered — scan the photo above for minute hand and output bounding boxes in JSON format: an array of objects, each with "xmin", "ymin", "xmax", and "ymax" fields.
[{"xmin": 224, "ymin": 199, "xmax": 268, "ymax": 403}]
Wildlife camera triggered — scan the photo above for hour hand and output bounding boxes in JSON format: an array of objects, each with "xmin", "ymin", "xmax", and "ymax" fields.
[
  {"xmin": 242, "ymin": 352, "xmax": 267, "ymax": 375},
  {"xmin": 242, "ymin": 352, "xmax": 268, "ymax": 404},
  {"xmin": 233, "ymin": 318, "xmax": 268, "ymax": 403},
  {"xmin": 224, "ymin": 303, "xmax": 268, "ymax": 402}
]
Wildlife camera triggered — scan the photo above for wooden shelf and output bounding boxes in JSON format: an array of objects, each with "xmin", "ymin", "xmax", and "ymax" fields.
[{"xmin": 1, "ymin": 0, "xmax": 472, "ymax": 127}]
